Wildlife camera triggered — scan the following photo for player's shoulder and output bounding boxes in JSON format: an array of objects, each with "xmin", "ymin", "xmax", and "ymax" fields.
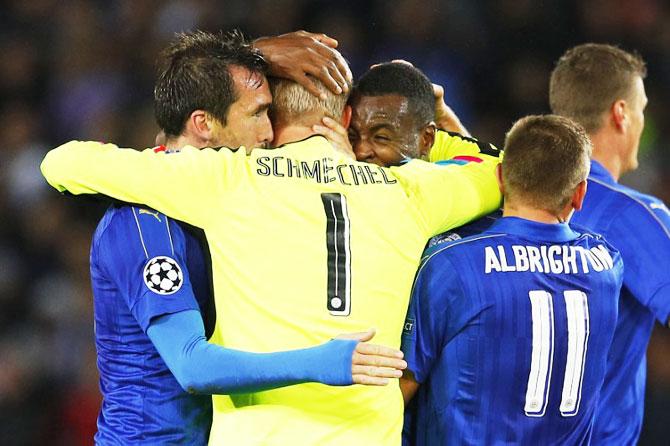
[
  {"xmin": 424, "ymin": 210, "xmax": 503, "ymax": 257},
  {"xmin": 93, "ymin": 205, "xmax": 141, "ymax": 242},
  {"xmin": 414, "ymin": 233, "xmax": 506, "ymax": 305},
  {"xmin": 617, "ymin": 185, "xmax": 669, "ymax": 228},
  {"xmin": 569, "ymin": 223, "xmax": 610, "ymax": 244},
  {"xmin": 420, "ymin": 231, "xmax": 506, "ymax": 271},
  {"xmin": 389, "ymin": 158, "xmax": 452, "ymax": 189},
  {"xmin": 571, "ymin": 224, "xmax": 623, "ymax": 261},
  {"xmin": 106, "ymin": 205, "xmax": 168, "ymax": 228},
  {"xmin": 432, "ymin": 129, "xmax": 501, "ymax": 159},
  {"xmin": 590, "ymin": 177, "xmax": 668, "ymax": 222},
  {"xmin": 93, "ymin": 204, "xmax": 175, "ymax": 249}
]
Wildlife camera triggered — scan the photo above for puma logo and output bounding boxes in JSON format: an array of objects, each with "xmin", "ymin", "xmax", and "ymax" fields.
[{"xmin": 138, "ymin": 209, "xmax": 162, "ymax": 222}]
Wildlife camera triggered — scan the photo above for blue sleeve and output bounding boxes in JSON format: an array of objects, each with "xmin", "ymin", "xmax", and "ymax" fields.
[
  {"xmin": 96, "ymin": 206, "xmax": 201, "ymax": 331},
  {"xmin": 401, "ymin": 254, "xmax": 459, "ymax": 383},
  {"xmin": 146, "ymin": 310, "xmax": 359, "ymax": 394},
  {"xmin": 610, "ymin": 199, "xmax": 670, "ymax": 325}
]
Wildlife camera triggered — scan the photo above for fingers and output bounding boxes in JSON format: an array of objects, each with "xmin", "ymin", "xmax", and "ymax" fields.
[
  {"xmin": 295, "ymin": 71, "xmax": 327, "ymax": 100},
  {"xmin": 313, "ymin": 117, "xmax": 354, "ymax": 159},
  {"xmin": 301, "ymin": 49, "xmax": 350, "ymax": 94},
  {"xmin": 340, "ymin": 330, "xmax": 407, "ymax": 386},
  {"xmin": 312, "ymin": 124, "xmax": 342, "ymax": 143},
  {"xmin": 351, "ymin": 346, "xmax": 408, "ymax": 386},
  {"xmin": 325, "ymin": 59, "xmax": 349, "ymax": 93},
  {"xmin": 321, "ymin": 117, "xmax": 348, "ymax": 137},
  {"xmin": 352, "ymin": 375, "xmax": 390, "ymax": 386},
  {"xmin": 334, "ymin": 328, "xmax": 376, "ymax": 342},
  {"xmin": 326, "ymin": 50, "xmax": 352, "ymax": 88},
  {"xmin": 354, "ymin": 344, "xmax": 406, "ymax": 363},
  {"xmin": 256, "ymin": 31, "xmax": 350, "ymax": 96},
  {"xmin": 352, "ymin": 363, "xmax": 406, "ymax": 386},
  {"xmin": 353, "ymin": 364, "xmax": 404, "ymax": 379},
  {"xmin": 353, "ymin": 357, "xmax": 407, "ymax": 375},
  {"xmin": 303, "ymin": 40, "xmax": 351, "ymax": 89},
  {"xmin": 306, "ymin": 31, "xmax": 339, "ymax": 49},
  {"xmin": 303, "ymin": 62, "xmax": 343, "ymax": 95}
]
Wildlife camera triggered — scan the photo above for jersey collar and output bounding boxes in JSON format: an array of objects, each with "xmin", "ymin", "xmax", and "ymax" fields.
[
  {"xmin": 589, "ymin": 160, "xmax": 616, "ymax": 185},
  {"xmin": 279, "ymin": 135, "xmax": 350, "ymax": 159},
  {"xmin": 487, "ymin": 216, "xmax": 581, "ymax": 242}
]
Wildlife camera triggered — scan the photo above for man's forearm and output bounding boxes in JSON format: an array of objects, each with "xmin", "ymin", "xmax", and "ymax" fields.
[
  {"xmin": 40, "ymin": 141, "xmax": 220, "ymax": 226},
  {"xmin": 147, "ymin": 310, "xmax": 358, "ymax": 394}
]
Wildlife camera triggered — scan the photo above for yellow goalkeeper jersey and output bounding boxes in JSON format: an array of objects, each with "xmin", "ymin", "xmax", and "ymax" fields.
[{"xmin": 41, "ymin": 134, "xmax": 501, "ymax": 446}]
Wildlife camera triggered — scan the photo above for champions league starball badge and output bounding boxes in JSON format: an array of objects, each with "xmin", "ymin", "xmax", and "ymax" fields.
[{"xmin": 143, "ymin": 256, "xmax": 184, "ymax": 295}]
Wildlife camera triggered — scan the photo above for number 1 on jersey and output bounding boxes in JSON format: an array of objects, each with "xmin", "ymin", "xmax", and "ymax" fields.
[{"xmin": 321, "ymin": 193, "xmax": 352, "ymax": 316}]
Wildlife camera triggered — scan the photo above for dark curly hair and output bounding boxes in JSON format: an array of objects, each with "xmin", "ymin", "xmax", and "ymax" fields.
[{"xmin": 352, "ymin": 62, "xmax": 435, "ymax": 127}]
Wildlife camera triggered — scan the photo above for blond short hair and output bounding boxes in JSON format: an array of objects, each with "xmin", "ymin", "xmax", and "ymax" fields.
[
  {"xmin": 503, "ymin": 115, "xmax": 592, "ymax": 214},
  {"xmin": 269, "ymin": 76, "xmax": 351, "ymax": 126},
  {"xmin": 549, "ymin": 43, "xmax": 646, "ymax": 133}
]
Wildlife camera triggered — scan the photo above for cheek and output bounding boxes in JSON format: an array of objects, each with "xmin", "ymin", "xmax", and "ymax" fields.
[
  {"xmin": 257, "ymin": 115, "xmax": 272, "ymax": 131},
  {"xmin": 376, "ymin": 145, "xmax": 406, "ymax": 166}
]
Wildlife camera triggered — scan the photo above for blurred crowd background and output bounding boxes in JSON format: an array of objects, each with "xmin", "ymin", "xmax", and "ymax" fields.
[{"xmin": 1, "ymin": 0, "xmax": 669, "ymax": 444}]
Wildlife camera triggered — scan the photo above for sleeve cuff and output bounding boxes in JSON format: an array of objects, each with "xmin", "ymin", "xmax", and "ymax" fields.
[{"xmin": 131, "ymin": 289, "xmax": 201, "ymax": 332}]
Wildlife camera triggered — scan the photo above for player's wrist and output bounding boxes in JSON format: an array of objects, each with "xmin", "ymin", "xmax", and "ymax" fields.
[{"xmin": 307, "ymin": 339, "xmax": 358, "ymax": 386}]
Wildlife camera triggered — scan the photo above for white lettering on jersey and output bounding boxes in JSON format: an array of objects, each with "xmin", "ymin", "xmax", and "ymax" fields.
[
  {"xmin": 485, "ymin": 246, "xmax": 502, "ymax": 273},
  {"xmin": 484, "ymin": 244, "xmax": 614, "ymax": 274},
  {"xmin": 512, "ymin": 245, "xmax": 530, "ymax": 272}
]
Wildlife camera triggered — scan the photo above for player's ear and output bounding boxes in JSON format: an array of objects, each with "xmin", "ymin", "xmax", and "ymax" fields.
[
  {"xmin": 341, "ymin": 105, "xmax": 352, "ymax": 130},
  {"xmin": 185, "ymin": 109, "xmax": 211, "ymax": 143},
  {"xmin": 495, "ymin": 163, "xmax": 505, "ymax": 195},
  {"xmin": 610, "ymin": 99, "xmax": 627, "ymax": 132},
  {"xmin": 155, "ymin": 130, "xmax": 166, "ymax": 146},
  {"xmin": 571, "ymin": 179, "xmax": 588, "ymax": 211},
  {"xmin": 418, "ymin": 123, "xmax": 436, "ymax": 158}
]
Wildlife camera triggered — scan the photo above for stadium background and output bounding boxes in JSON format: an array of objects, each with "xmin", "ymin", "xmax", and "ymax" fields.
[{"xmin": 1, "ymin": 0, "xmax": 669, "ymax": 444}]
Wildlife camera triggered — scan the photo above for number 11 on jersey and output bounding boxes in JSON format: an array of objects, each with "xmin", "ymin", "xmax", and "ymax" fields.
[
  {"xmin": 525, "ymin": 290, "xmax": 590, "ymax": 418},
  {"xmin": 321, "ymin": 193, "xmax": 352, "ymax": 316}
]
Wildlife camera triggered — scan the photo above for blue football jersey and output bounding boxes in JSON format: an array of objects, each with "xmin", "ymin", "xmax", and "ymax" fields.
[
  {"xmin": 571, "ymin": 161, "xmax": 670, "ymax": 445},
  {"xmin": 423, "ymin": 209, "xmax": 502, "ymax": 258},
  {"xmin": 90, "ymin": 205, "xmax": 212, "ymax": 445},
  {"xmin": 402, "ymin": 217, "xmax": 623, "ymax": 445}
]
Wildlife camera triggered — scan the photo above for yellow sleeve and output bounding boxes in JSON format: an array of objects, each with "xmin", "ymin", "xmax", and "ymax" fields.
[
  {"xmin": 428, "ymin": 129, "xmax": 500, "ymax": 163},
  {"xmin": 394, "ymin": 146, "xmax": 502, "ymax": 237},
  {"xmin": 40, "ymin": 141, "xmax": 242, "ymax": 227}
]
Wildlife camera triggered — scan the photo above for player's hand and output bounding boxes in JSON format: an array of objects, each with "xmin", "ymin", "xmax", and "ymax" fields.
[
  {"xmin": 432, "ymin": 82, "xmax": 470, "ymax": 136},
  {"xmin": 253, "ymin": 30, "xmax": 352, "ymax": 99},
  {"xmin": 313, "ymin": 116, "xmax": 355, "ymax": 160},
  {"xmin": 336, "ymin": 328, "xmax": 407, "ymax": 386}
]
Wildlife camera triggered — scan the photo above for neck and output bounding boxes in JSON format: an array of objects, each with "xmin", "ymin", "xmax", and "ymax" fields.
[
  {"xmin": 165, "ymin": 134, "xmax": 203, "ymax": 151},
  {"xmin": 272, "ymin": 112, "xmax": 328, "ymax": 146},
  {"xmin": 589, "ymin": 129, "xmax": 623, "ymax": 181},
  {"xmin": 503, "ymin": 201, "xmax": 568, "ymax": 224},
  {"xmin": 272, "ymin": 124, "xmax": 318, "ymax": 147}
]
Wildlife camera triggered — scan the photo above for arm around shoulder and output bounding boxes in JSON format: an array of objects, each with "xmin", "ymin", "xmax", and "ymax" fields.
[{"xmin": 40, "ymin": 141, "xmax": 229, "ymax": 227}]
